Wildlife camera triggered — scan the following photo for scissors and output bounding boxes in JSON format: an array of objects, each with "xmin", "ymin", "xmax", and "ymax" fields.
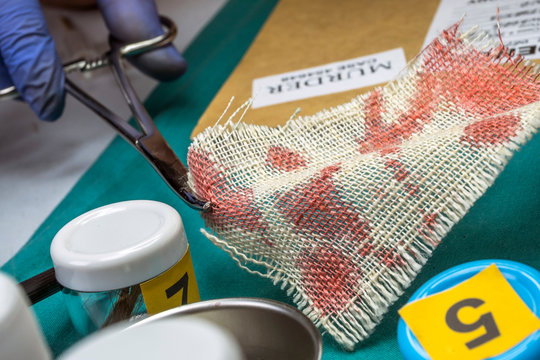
[
  {"xmin": 1, "ymin": 16, "xmax": 210, "ymax": 304},
  {"xmin": 0, "ymin": 16, "xmax": 209, "ymax": 212}
]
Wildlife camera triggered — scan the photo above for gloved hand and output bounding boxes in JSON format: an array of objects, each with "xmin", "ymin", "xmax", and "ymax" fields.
[{"xmin": 0, "ymin": 0, "xmax": 187, "ymax": 121}]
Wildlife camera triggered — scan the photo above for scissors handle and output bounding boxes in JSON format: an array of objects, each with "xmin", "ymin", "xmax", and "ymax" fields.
[
  {"xmin": 0, "ymin": 17, "xmax": 178, "ymax": 100},
  {"xmin": 19, "ymin": 268, "xmax": 63, "ymax": 305},
  {"xmin": 1, "ymin": 16, "xmax": 209, "ymax": 211}
]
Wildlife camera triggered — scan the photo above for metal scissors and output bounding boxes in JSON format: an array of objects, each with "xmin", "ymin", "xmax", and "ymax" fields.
[{"xmin": 0, "ymin": 16, "xmax": 209, "ymax": 212}]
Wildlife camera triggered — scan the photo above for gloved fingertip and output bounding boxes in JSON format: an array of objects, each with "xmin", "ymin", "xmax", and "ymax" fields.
[
  {"xmin": 98, "ymin": 0, "xmax": 188, "ymax": 81},
  {"xmin": 129, "ymin": 45, "xmax": 188, "ymax": 82},
  {"xmin": 0, "ymin": 0, "xmax": 66, "ymax": 121},
  {"xmin": 24, "ymin": 52, "xmax": 66, "ymax": 121},
  {"xmin": 36, "ymin": 87, "xmax": 66, "ymax": 122}
]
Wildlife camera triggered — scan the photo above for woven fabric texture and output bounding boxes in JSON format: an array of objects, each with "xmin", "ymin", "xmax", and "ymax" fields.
[{"xmin": 187, "ymin": 24, "xmax": 540, "ymax": 349}]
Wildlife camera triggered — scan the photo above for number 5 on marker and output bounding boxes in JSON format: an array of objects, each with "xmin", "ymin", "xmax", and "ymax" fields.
[
  {"xmin": 399, "ymin": 264, "xmax": 540, "ymax": 360},
  {"xmin": 445, "ymin": 298, "xmax": 500, "ymax": 350}
]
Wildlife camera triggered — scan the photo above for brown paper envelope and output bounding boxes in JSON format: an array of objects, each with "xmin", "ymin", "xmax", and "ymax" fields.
[{"xmin": 192, "ymin": 0, "xmax": 538, "ymax": 137}]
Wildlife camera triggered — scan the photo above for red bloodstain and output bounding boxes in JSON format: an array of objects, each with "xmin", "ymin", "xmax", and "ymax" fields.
[
  {"xmin": 358, "ymin": 90, "xmax": 385, "ymax": 154},
  {"xmin": 423, "ymin": 212, "xmax": 438, "ymax": 231},
  {"xmin": 276, "ymin": 164, "xmax": 372, "ymax": 313},
  {"xmin": 266, "ymin": 146, "xmax": 308, "ymax": 171},
  {"xmin": 383, "ymin": 159, "xmax": 422, "ymax": 197},
  {"xmin": 461, "ymin": 114, "xmax": 522, "ymax": 147},
  {"xmin": 356, "ymin": 24, "xmax": 538, "ymax": 154},
  {"xmin": 416, "ymin": 26, "xmax": 537, "ymax": 148},
  {"xmin": 357, "ymin": 90, "xmax": 402, "ymax": 155},
  {"xmin": 373, "ymin": 187, "xmax": 388, "ymax": 200},
  {"xmin": 418, "ymin": 212, "xmax": 440, "ymax": 247},
  {"xmin": 404, "ymin": 183, "xmax": 421, "ymax": 197},
  {"xmin": 384, "ymin": 159, "xmax": 410, "ymax": 182},
  {"xmin": 358, "ymin": 242, "xmax": 374, "ymax": 257},
  {"xmin": 298, "ymin": 245, "xmax": 361, "ymax": 315},
  {"xmin": 276, "ymin": 165, "xmax": 371, "ymax": 244},
  {"xmin": 187, "ymin": 150, "xmax": 226, "ymax": 204},
  {"xmin": 418, "ymin": 46, "xmax": 539, "ymax": 119},
  {"xmin": 187, "ymin": 150, "xmax": 272, "ymax": 246},
  {"xmin": 357, "ymin": 86, "xmax": 435, "ymax": 155},
  {"xmin": 376, "ymin": 247, "xmax": 405, "ymax": 268}
]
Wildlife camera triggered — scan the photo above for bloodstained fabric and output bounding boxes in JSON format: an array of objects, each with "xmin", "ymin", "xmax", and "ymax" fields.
[{"xmin": 187, "ymin": 23, "xmax": 540, "ymax": 349}]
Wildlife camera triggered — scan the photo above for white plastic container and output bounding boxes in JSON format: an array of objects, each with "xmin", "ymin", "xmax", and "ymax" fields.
[
  {"xmin": 58, "ymin": 317, "xmax": 244, "ymax": 360},
  {"xmin": 0, "ymin": 272, "xmax": 51, "ymax": 360},
  {"xmin": 50, "ymin": 200, "xmax": 200, "ymax": 335}
]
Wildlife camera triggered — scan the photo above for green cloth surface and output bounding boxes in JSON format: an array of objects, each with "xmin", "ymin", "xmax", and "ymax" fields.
[{"xmin": 3, "ymin": 0, "xmax": 539, "ymax": 358}]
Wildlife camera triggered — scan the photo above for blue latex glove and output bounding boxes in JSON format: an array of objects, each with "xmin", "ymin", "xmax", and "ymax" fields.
[{"xmin": 0, "ymin": 0, "xmax": 187, "ymax": 121}]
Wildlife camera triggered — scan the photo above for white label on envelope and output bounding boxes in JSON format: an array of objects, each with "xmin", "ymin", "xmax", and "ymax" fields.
[
  {"xmin": 424, "ymin": 0, "xmax": 540, "ymax": 60},
  {"xmin": 251, "ymin": 48, "xmax": 407, "ymax": 109}
]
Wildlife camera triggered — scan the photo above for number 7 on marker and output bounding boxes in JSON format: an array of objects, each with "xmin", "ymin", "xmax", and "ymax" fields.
[{"xmin": 165, "ymin": 272, "xmax": 189, "ymax": 305}]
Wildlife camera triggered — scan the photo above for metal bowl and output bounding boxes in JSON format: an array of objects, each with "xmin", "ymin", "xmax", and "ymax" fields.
[{"xmin": 133, "ymin": 298, "xmax": 322, "ymax": 360}]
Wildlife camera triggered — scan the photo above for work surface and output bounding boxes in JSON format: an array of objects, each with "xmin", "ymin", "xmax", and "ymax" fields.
[{"xmin": 2, "ymin": 0, "xmax": 539, "ymax": 358}]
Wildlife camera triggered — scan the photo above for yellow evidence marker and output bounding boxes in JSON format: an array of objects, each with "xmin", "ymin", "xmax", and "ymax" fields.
[
  {"xmin": 399, "ymin": 264, "xmax": 540, "ymax": 360},
  {"xmin": 140, "ymin": 245, "xmax": 200, "ymax": 315}
]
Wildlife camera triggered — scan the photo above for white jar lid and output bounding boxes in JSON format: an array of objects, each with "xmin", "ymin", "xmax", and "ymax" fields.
[
  {"xmin": 51, "ymin": 200, "xmax": 187, "ymax": 292},
  {"xmin": 58, "ymin": 318, "xmax": 245, "ymax": 360},
  {"xmin": 0, "ymin": 272, "xmax": 51, "ymax": 360}
]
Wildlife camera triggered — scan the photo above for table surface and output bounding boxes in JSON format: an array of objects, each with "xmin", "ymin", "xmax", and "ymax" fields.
[{"xmin": 2, "ymin": 1, "xmax": 539, "ymax": 358}]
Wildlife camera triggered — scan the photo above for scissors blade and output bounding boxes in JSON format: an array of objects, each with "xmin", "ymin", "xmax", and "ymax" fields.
[{"xmin": 137, "ymin": 132, "xmax": 209, "ymax": 211}]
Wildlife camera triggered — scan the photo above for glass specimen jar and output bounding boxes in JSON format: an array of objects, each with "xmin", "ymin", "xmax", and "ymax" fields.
[{"xmin": 50, "ymin": 200, "xmax": 200, "ymax": 335}]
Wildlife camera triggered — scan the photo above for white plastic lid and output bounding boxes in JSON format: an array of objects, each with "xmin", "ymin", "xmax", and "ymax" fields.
[
  {"xmin": 51, "ymin": 200, "xmax": 187, "ymax": 292},
  {"xmin": 58, "ymin": 317, "xmax": 245, "ymax": 360},
  {"xmin": 0, "ymin": 272, "xmax": 51, "ymax": 360}
]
